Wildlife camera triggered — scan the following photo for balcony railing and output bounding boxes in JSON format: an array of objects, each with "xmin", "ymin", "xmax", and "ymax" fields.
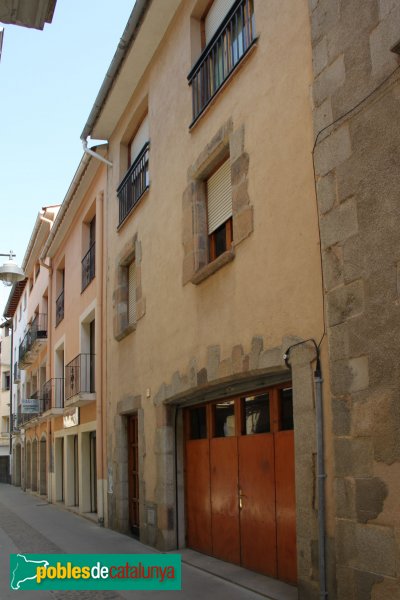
[
  {"xmin": 65, "ymin": 353, "xmax": 95, "ymax": 400},
  {"xmin": 14, "ymin": 361, "xmax": 21, "ymax": 382},
  {"xmin": 117, "ymin": 142, "xmax": 149, "ymax": 227},
  {"xmin": 82, "ymin": 242, "xmax": 96, "ymax": 291},
  {"xmin": 56, "ymin": 289, "xmax": 64, "ymax": 326},
  {"xmin": 18, "ymin": 314, "xmax": 48, "ymax": 366},
  {"xmin": 188, "ymin": 0, "xmax": 256, "ymax": 125},
  {"xmin": 41, "ymin": 378, "xmax": 64, "ymax": 412}
]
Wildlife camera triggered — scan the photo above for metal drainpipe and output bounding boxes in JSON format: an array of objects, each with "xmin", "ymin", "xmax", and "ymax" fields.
[
  {"xmin": 314, "ymin": 356, "xmax": 328, "ymax": 600},
  {"xmin": 82, "ymin": 139, "xmax": 113, "ymax": 167},
  {"xmin": 9, "ymin": 321, "xmax": 13, "ymax": 482}
]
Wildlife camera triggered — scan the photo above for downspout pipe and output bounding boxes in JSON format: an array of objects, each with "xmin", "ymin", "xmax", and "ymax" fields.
[
  {"xmin": 82, "ymin": 139, "xmax": 113, "ymax": 167},
  {"xmin": 284, "ymin": 339, "xmax": 327, "ymax": 600},
  {"xmin": 314, "ymin": 355, "xmax": 327, "ymax": 600}
]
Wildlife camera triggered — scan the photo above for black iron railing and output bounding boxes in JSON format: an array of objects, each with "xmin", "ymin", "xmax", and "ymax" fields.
[
  {"xmin": 14, "ymin": 361, "xmax": 21, "ymax": 382},
  {"xmin": 188, "ymin": 0, "xmax": 256, "ymax": 125},
  {"xmin": 19, "ymin": 314, "xmax": 48, "ymax": 363},
  {"xmin": 82, "ymin": 242, "xmax": 96, "ymax": 291},
  {"xmin": 65, "ymin": 353, "xmax": 95, "ymax": 400},
  {"xmin": 117, "ymin": 142, "xmax": 149, "ymax": 227},
  {"xmin": 56, "ymin": 289, "xmax": 64, "ymax": 326},
  {"xmin": 41, "ymin": 378, "xmax": 64, "ymax": 412}
]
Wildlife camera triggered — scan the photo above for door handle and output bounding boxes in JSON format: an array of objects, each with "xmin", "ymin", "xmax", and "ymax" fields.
[{"xmin": 239, "ymin": 488, "xmax": 246, "ymax": 510}]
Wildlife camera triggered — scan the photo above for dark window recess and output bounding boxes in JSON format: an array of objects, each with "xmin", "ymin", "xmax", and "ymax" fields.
[
  {"xmin": 189, "ymin": 406, "xmax": 207, "ymax": 439},
  {"xmin": 117, "ymin": 142, "xmax": 149, "ymax": 227},
  {"xmin": 209, "ymin": 218, "xmax": 232, "ymax": 261},
  {"xmin": 243, "ymin": 393, "xmax": 270, "ymax": 434},
  {"xmin": 214, "ymin": 400, "xmax": 235, "ymax": 437},
  {"xmin": 280, "ymin": 387, "xmax": 294, "ymax": 430},
  {"xmin": 188, "ymin": 0, "xmax": 256, "ymax": 125}
]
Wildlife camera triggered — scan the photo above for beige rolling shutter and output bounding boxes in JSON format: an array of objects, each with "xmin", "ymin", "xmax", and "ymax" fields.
[
  {"xmin": 207, "ymin": 159, "xmax": 232, "ymax": 234},
  {"xmin": 128, "ymin": 261, "xmax": 137, "ymax": 325},
  {"xmin": 205, "ymin": 0, "xmax": 236, "ymax": 44},
  {"xmin": 130, "ymin": 115, "xmax": 149, "ymax": 165}
]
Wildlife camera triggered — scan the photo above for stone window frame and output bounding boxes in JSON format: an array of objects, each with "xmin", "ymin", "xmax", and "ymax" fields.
[
  {"xmin": 182, "ymin": 118, "xmax": 253, "ymax": 285},
  {"xmin": 113, "ymin": 233, "xmax": 146, "ymax": 341}
]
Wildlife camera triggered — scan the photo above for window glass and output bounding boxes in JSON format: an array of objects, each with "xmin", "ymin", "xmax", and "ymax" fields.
[
  {"xmin": 214, "ymin": 400, "xmax": 235, "ymax": 437},
  {"xmin": 189, "ymin": 406, "xmax": 207, "ymax": 440},
  {"xmin": 243, "ymin": 394, "xmax": 270, "ymax": 434},
  {"xmin": 280, "ymin": 387, "xmax": 294, "ymax": 430}
]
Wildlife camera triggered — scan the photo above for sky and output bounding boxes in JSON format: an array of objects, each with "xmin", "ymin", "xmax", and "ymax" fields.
[{"xmin": 0, "ymin": 0, "xmax": 134, "ymax": 316}]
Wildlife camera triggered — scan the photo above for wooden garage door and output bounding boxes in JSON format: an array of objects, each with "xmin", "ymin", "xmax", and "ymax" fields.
[{"xmin": 184, "ymin": 385, "xmax": 297, "ymax": 584}]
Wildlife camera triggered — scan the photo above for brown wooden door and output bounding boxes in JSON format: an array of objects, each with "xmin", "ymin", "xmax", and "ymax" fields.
[
  {"xmin": 275, "ymin": 430, "xmax": 296, "ymax": 583},
  {"xmin": 184, "ymin": 385, "xmax": 296, "ymax": 583},
  {"xmin": 238, "ymin": 433, "xmax": 277, "ymax": 576},
  {"xmin": 185, "ymin": 439, "xmax": 212, "ymax": 553},
  {"xmin": 128, "ymin": 415, "xmax": 139, "ymax": 536},
  {"xmin": 210, "ymin": 436, "xmax": 240, "ymax": 564}
]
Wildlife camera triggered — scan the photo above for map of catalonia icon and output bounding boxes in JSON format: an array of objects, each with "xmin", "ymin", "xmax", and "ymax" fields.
[{"xmin": 11, "ymin": 554, "xmax": 49, "ymax": 590}]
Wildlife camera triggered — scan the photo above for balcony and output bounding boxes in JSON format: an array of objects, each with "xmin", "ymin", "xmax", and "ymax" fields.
[
  {"xmin": 65, "ymin": 353, "xmax": 95, "ymax": 407},
  {"xmin": 14, "ymin": 362, "xmax": 21, "ymax": 383},
  {"xmin": 117, "ymin": 142, "xmax": 149, "ymax": 227},
  {"xmin": 82, "ymin": 242, "xmax": 96, "ymax": 291},
  {"xmin": 18, "ymin": 314, "xmax": 48, "ymax": 369},
  {"xmin": 188, "ymin": 0, "xmax": 256, "ymax": 126},
  {"xmin": 41, "ymin": 378, "xmax": 64, "ymax": 414}
]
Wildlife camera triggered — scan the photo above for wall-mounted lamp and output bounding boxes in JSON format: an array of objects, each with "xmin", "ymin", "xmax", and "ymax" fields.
[{"xmin": 0, "ymin": 251, "xmax": 25, "ymax": 286}]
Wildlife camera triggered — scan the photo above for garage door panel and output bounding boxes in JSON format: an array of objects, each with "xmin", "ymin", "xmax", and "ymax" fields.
[
  {"xmin": 185, "ymin": 440, "xmax": 212, "ymax": 553},
  {"xmin": 210, "ymin": 437, "xmax": 240, "ymax": 564},
  {"xmin": 238, "ymin": 433, "xmax": 277, "ymax": 576},
  {"xmin": 275, "ymin": 430, "xmax": 297, "ymax": 584}
]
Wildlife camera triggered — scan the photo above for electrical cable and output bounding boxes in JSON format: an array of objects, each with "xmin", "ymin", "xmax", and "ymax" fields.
[{"xmin": 310, "ymin": 63, "xmax": 400, "ymax": 354}]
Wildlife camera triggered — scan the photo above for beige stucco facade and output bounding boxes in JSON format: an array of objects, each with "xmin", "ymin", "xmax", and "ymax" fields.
[{"xmin": 86, "ymin": 1, "xmax": 331, "ymax": 595}]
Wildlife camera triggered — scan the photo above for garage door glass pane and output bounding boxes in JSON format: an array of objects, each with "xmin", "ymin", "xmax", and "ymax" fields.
[
  {"xmin": 280, "ymin": 388, "xmax": 294, "ymax": 430},
  {"xmin": 214, "ymin": 401, "xmax": 235, "ymax": 437},
  {"xmin": 189, "ymin": 406, "xmax": 207, "ymax": 439},
  {"xmin": 243, "ymin": 393, "xmax": 270, "ymax": 434}
]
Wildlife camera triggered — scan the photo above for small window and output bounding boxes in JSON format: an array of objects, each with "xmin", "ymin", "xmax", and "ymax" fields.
[
  {"xmin": 207, "ymin": 159, "xmax": 233, "ymax": 261},
  {"xmin": 23, "ymin": 292, "xmax": 27, "ymax": 310},
  {"xmin": 189, "ymin": 406, "xmax": 207, "ymax": 439},
  {"xmin": 242, "ymin": 393, "xmax": 270, "ymax": 434},
  {"xmin": 35, "ymin": 263, "xmax": 40, "ymax": 279},
  {"xmin": 128, "ymin": 261, "xmax": 137, "ymax": 325},
  {"xmin": 279, "ymin": 387, "xmax": 294, "ymax": 431},
  {"xmin": 213, "ymin": 400, "xmax": 235, "ymax": 437}
]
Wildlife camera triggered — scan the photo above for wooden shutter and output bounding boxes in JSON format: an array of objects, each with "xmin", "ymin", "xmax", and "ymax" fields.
[
  {"xmin": 128, "ymin": 261, "xmax": 137, "ymax": 325},
  {"xmin": 130, "ymin": 115, "xmax": 149, "ymax": 165},
  {"xmin": 205, "ymin": 0, "xmax": 236, "ymax": 44},
  {"xmin": 207, "ymin": 159, "xmax": 232, "ymax": 234}
]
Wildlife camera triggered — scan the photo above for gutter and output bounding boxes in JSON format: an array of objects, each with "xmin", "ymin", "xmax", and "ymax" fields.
[{"xmin": 80, "ymin": 0, "xmax": 151, "ymax": 142}]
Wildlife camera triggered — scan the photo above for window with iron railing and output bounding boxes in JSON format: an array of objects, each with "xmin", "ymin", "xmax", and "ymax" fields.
[
  {"xmin": 117, "ymin": 142, "xmax": 150, "ymax": 227},
  {"xmin": 188, "ymin": 0, "xmax": 256, "ymax": 125},
  {"xmin": 82, "ymin": 242, "xmax": 96, "ymax": 291},
  {"xmin": 65, "ymin": 353, "xmax": 95, "ymax": 400},
  {"xmin": 56, "ymin": 289, "xmax": 64, "ymax": 326},
  {"xmin": 41, "ymin": 378, "xmax": 64, "ymax": 412}
]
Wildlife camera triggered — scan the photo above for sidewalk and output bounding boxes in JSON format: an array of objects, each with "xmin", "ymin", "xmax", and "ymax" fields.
[{"xmin": 0, "ymin": 484, "xmax": 297, "ymax": 600}]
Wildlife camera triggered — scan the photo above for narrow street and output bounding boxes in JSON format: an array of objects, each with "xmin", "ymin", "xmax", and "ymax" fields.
[{"xmin": 0, "ymin": 484, "xmax": 296, "ymax": 600}]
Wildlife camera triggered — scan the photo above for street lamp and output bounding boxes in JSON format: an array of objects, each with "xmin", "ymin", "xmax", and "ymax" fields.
[{"xmin": 0, "ymin": 251, "xmax": 25, "ymax": 286}]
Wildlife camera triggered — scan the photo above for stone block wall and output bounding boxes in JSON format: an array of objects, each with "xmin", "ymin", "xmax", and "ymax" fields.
[{"xmin": 309, "ymin": 1, "xmax": 400, "ymax": 597}]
